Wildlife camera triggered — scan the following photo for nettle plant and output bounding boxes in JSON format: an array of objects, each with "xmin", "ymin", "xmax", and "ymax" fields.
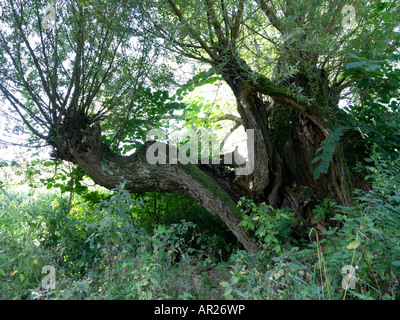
[
  {"xmin": 317, "ymin": 151, "xmax": 400, "ymax": 299},
  {"xmin": 238, "ymin": 198, "xmax": 296, "ymax": 255}
]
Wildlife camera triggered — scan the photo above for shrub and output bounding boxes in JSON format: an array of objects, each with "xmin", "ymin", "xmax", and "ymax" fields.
[
  {"xmin": 0, "ymin": 184, "xmax": 224, "ymax": 300},
  {"xmin": 225, "ymin": 150, "xmax": 400, "ymax": 300}
]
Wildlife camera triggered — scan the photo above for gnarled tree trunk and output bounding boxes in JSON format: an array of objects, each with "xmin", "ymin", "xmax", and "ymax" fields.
[{"xmin": 218, "ymin": 58, "xmax": 361, "ymax": 233}]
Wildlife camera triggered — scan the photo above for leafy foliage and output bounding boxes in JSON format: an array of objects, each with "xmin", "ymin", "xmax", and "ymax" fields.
[
  {"xmin": 0, "ymin": 184, "xmax": 227, "ymax": 300},
  {"xmin": 238, "ymin": 198, "xmax": 296, "ymax": 255},
  {"xmin": 343, "ymin": 53, "xmax": 400, "ymax": 158},
  {"xmin": 217, "ymin": 150, "xmax": 400, "ymax": 300},
  {"xmin": 311, "ymin": 125, "xmax": 345, "ymax": 180}
]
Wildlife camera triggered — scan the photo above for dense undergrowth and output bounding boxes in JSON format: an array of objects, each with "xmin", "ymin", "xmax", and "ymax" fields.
[{"xmin": 0, "ymin": 151, "xmax": 399, "ymax": 300}]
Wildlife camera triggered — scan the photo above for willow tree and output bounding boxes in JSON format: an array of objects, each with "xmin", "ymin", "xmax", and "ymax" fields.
[
  {"xmin": 0, "ymin": 0, "xmax": 398, "ymax": 253},
  {"xmin": 137, "ymin": 0, "xmax": 399, "ymax": 223}
]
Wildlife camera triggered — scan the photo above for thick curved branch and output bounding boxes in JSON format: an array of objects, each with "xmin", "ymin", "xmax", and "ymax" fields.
[{"xmin": 61, "ymin": 125, "xmax": 258, "ymax": 253}]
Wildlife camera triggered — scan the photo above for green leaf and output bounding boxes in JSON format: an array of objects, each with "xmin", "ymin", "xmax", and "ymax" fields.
[
  {"xmin": 347, "ymin": 240, "xmax": 361, "ymax": 250},
  {"xmin": 321, "ymin": 151, "xmax": 333, "ymax": 162},
  {"xmin": 364, "ymin": 64, "xmax": 381, "ymax": 71},
  {"xmin": 238, "ymin": 221, "xmax": 247, "ymax": 228},
  {"xmin": 273, "ymin": 245, "xmax": 281, "ymax": 253},
  {"xmin": 319, "ymin": 161, "xmax": 330, "ymax": 174},
  {"xmin": 311, "ymin": 155, "xmax": 321, "ymax": 164},
  {"xmin": 348, "ymin": 53, "xmax": 360, "ymax": 59},
  {"xmin": 156, "ymin": 225, "xmax": 167, "ymax": 234},
  {"xmin": 347, "ymin": 290, "xmax": 374, "ymax": 300},
  {"xmin": 223, "ymin": 287, "xmax": 232, "ymax": 296},
  {"xmin": 323, "ymin": 142, "xmax": 336, "ymax": 153},
  {"xmin": 345, "ymin": 61, "xmax": 367, "ymax": 69},
  {"xmin": 314, "ymin": 166, "xmax": 321, "ymax": 180},
  {"xmin": 111, "ymin": 232, "xmax": 119, "ymax": 245},
  {"xmin": 145, "ymin": 290, "xmax": 153, "ymax": 300}
]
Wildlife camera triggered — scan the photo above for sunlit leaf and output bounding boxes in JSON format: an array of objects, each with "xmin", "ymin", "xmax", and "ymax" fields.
[{"xmin": 347, "ymin": 240, "xmax": 361, "ymax": 250}]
